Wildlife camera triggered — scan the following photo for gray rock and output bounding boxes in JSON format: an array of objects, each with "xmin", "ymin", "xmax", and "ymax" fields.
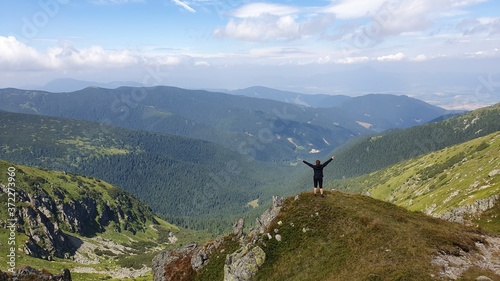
[
  {"xmin": 275, "ymin": 234, "xmax": 282, "ymax": 242},
  {"xmin": 251, "ymin": 196, "xmax": 284, "ymax": 236},
  {"xmin": 488, "ymin": 169, "xmax": 499, "ymax": 177},
  {"xmin": 224, "ymin": 245, "xmax": 266, "ymax": 281},
  {"xmin": 233, "ymin": 218, "xmax": 245, "ymax": 238},
  {"xmin": 152, "ymin": 243, "xmax": 197, "ymax": 281},
  {"xmin": 152, "ymin": 238, "xmax": 225, "ymax": 281},
  {"xmin": 152, "ymin": 195, "xmax": 284, "ymax": 281},
  {"xmin": 440, "ymin": 194, "xmax": 499, "ymax": 223},
  {"xmin": 0, "ymin": 266, "xmax": 72, "ymax": 281}
]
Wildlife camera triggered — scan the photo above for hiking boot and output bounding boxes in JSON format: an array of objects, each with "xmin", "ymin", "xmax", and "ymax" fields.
[{"xmin": 321, "ymin": 194, "xmax": 324, "ymax": 198}]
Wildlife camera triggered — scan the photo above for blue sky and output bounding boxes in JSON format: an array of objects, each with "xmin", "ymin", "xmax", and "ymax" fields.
[{"xmin": 1, "ymin": 0, "xmax": 499, "ymax": 108}]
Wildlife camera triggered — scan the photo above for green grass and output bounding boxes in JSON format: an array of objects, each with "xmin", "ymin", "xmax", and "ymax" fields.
[
  {"xmin": 57, "ymin": 138, "xmax": 131, "ymax": 156},
  {"xmin": 251, "ymin": 191, "xmax": 486, "ymax": 281},
  {"xmin": 194, "ymin": 235, "xmax": 241, "ymax": 281},
  {"xmin": 331, "ymin": 132, "xmax": 499, "ymax": 219},
  {"xmin": 472, "ymin": 201, "xmax": 500, "ymax": 235}
]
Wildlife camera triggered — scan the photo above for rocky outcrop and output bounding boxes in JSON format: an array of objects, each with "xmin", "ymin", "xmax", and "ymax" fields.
[
  {"xmin": 233, "ymin": 218, "xmax": 245, "ymax": 238},
  {"xmin": 152, "ymin": 238, "xmax": 224, "ymax": 281},
  {"xmin": 224, "ymin": 245, "xmax": 266, "ymax": 281},
  {"xmin": 0, "ymin": 266, "xmax": 71, "ymax": 281},
  {"xmin": 152, "ymin": 243, "xmax": 198, "ymax": 281},
  {"xmin": 14, "ymin": 188, "xmax": 77, "ymax": 260},
  {"xmin": 0, "ymin": 181, "xmax": 155, "ymax": 260},
  {"xmin": 152, "ymin": 195, "xmax": 285, "ymax": 281},
  {"xmin": 438, "ymin": 194, "xmax": 499, "ymax": 224},
  {"xmin": 249, "ymin": 196, "xmax": 284, "ymax": 237},
  {"xmin": 431, "ymin": 235, "xmax": 500, "ymax": 279}
]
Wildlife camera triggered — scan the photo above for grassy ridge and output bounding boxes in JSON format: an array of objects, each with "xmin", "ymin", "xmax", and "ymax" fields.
[
  {"xmin": 193, "ymin": 191, "xmax": 494, "ymax": 280},
  {"xmin": 330, "ymin": 132, "xmax": 499, "ymax": 222},
  {"xmin": 254, "ymin": 192, "xmax": 492, "ymax": 280}
]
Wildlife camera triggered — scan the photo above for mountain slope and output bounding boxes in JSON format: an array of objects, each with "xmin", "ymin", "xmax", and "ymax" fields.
[
  {"xmin": 0, "ymin": 86, "xmax": 449, "ymax": 161},
  {"xmin": 0, "ymin": 159, "xmax": 195, "ymax": 280},
  {"xmin": 328, "ymin": 103, "xmax": 500, "ymax": 179},
  {"xmin": 156, "ymin": 191, "xmax": 500, "ymax": 281},
  {"xmin": 254, "ymin": 192, "xmax": 498, "ymax": 281},
  {"xmin": 331, "ymin": 131, "xmax": 499, "ymax": 230},
  {"xmin": 337, "ymin": 93, "xmax": 449, "ymax": 130},
  {"xmin": 0, "ymin": 111, "xmax": 295, "ymax": 233},
  {"xmin": 228, "ymin": 86, "xmax": 351, "ymax": 108}
]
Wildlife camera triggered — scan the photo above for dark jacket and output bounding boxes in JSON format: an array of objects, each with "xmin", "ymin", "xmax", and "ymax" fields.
[{"xmin": 303, "ymin": 158, "xmax": 333, "ymax": 179}]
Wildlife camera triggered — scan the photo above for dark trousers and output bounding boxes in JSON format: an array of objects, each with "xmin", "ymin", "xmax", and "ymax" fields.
[{"xmin": 313, "ymin": 177, "xmax": 323, "ymax": 188}]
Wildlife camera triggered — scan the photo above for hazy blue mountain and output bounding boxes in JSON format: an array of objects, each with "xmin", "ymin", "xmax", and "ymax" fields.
[
  {"xmin": 0, "ymin": 86, "xmax": 450, "ymax": 162},
  {"xmin": 228, "ymin": 86, "xmax": 351, "ymax": 108},
  {"xmin": 40, "ymin": 78, "xmax": 143, "ymax": 92},
  {"xmin": 336, "ymin": 93, "xmax": 448, "ymax": 130}
]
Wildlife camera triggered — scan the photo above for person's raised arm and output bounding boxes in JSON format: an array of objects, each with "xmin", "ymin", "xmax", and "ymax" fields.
[
  {"xmin": 322, "ymin": 156, "xmax": 334, "ymax": 167},
  {"xmin": 302, "ymin": 159, "xmax": 314, "ymax": 168}
]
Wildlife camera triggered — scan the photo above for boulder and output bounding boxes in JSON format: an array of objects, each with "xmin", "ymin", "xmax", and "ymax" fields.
[
  {"xmin": 152, "ymin": 243, "xmax": 197, "ymax": 281},
  {"xmin": 0, "ymin": 267, "xmax": 71, "ymax": 281},
  {"xmin": 224, "ymin": 245, "xmax": 266, "ymax": 281}
]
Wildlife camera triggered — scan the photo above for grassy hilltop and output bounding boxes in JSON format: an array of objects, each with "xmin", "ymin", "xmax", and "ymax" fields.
[{"xmin": 193, "ymin": 191, "xmax": 499, "ymax": 281}]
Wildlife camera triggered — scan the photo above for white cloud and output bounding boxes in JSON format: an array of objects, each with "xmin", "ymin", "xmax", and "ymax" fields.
[
  {"xmin": 324, "ymin": 0, "xmax": 387, "ymax": 19},
  {"xmin": 172, "ymin": 0, "xmax": 196, "ymax": 13},
  {"xmin": 214, "ymin": 14, "xmax": 299, "ymax": 41},
  {"xmin": 326, "ymin": 0, "xmax": 492, "ymax": 47},
  {"xmin": 457, "ymin": 16, "xmax": 500, "ymax": 35},
  {"xmin": 231, "ymin": 3, "xmax": 300, "ymax": 18},
  {"xmin": 413, "ymin": 54, "xmax": 428, "ymax": 61},
  {"xmin": 0, "ymin": 36, "xmax": 192, "ymax": 71},
  {"xmin": 214, "ymin": 4, "xmax": 335, "ymax": 42},
  {"xmin": 0, "ymin": 36, "xmax": 47, "ymax": 70},
  {"xmin": 195, "ymin": 61, "xmax": 210, "ymax": 66},
  {"xmin": 336, "ymin": 56, "xmax": 370, "ymax": 64},
  {"xmin": 377, "ymin": 52, "xmax": 405, "ymax": 61}
]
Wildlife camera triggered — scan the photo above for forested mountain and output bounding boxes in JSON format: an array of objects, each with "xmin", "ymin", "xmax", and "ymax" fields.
[
  {"xmin": 0, "ymin": 86, "xmax": 449, "ymax": 162},
  {"xmin": 327, "ymin": 103, "xmax": 500, "ymax": 179},
  {"xmin": 0, "ymin": 111, "xmax": 297, "ymax": 233}
]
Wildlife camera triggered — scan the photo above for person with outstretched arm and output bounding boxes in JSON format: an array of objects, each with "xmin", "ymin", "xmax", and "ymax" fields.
[{"xmin": 301, "ymin": 156, "xmax": 335, "ymax": 197}]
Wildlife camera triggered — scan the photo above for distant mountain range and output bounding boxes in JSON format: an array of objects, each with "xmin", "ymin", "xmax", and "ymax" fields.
[
  {"xmin": 0, "ymin": 86, "xmax": 450, "ymax": 162},
  {"xmin": 227, "ymin": 86, "xmax": 351, "ymax": 108},
  {"xmin": 26, "ymin": 67, "xmax": 500, "ymax": 110},
  {"xmin": 38, "ymin": 78, "xmax": 144, "ymax": 92}
]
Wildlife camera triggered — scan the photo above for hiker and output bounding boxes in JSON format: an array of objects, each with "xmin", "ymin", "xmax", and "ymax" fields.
[{"xmin": 301, "ymin": 156, "xmax": 335, "ymax": 197}]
